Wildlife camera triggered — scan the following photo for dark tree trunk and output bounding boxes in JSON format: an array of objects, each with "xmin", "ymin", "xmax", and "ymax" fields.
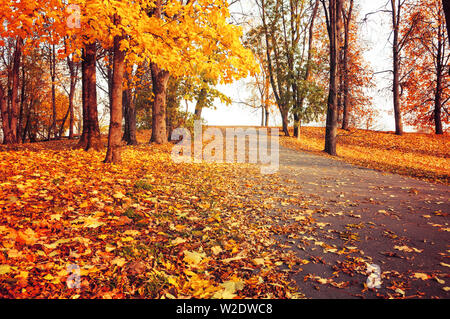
[
  {"xmin": 77, "ymin": 49, "xmax": 89, "ymax": 148},
  {"xmin": 281, "ymin": 109, "xmax": 290, "ymax": 136},
  {"xmin": 323, "ymin": 0, "xmax": 342, "ymax": 156},
  {"xmin": 84, "ymin": 43, "xmax": 102, "ymax": 151},
  {"xmin": 391, "ymin": 0, "xmax": 404, "ymax": 135},
  {"xmin": 341, "ymin": 0, "xmax": 353, "ymax": 130},
  {"xmin": 49, "ymin": 44, "xmax": 57, "ymax": 140},
  {"xmin": 105, "ymin": 34, "xmax": 125, "ymax": 163},
  {"xmin": 67, "ymin": 53, "xmax": 78, "ymax": 139},
  {"xmin": 443, "ymin": 0, "xmax": 450, "ymax": 46},
  {"xmin": 435, "ymin": 23, "xmax": 444, "ymax": 135},
  {"xmin": 17, "ymin": 64, "xmax": 26, "ymax": 142},
  {"xmin": 150, "ymin": 62, "xmax": 170, "ymax": 144},
  {"xmin": 5, "ymin": 37, "xmax": 23, "ymax": 144},
  {"xmin": 293, "ymin": 113, "xmax": 299, "ymax": 137},
  {"xmin": 0, "ymin": 85, "xmax": 9, "ymax": 144},
  {"xmin": 122, "ymin": 74, "xmax": 137, "ymax": 145}
]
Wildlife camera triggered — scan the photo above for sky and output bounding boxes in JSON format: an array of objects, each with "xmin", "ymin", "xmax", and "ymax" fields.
[{"xmin": 198, "ymin": 0, "xmax": 402, "ymax": 131}]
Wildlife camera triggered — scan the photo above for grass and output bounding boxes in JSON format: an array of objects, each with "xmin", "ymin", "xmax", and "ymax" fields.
[{"xmin": 280, "ymin": 127, "xmax": 450, "ymax": 184}]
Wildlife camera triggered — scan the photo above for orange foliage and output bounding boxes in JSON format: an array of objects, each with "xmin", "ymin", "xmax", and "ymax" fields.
[{"xmin": 401, "ymin": 0, "xmax": 449, "ymax": 132}]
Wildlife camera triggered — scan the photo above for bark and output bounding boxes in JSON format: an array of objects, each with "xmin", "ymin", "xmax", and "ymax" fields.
[
  {"xmin": 261, "ymin": 105, "xmax": 265, "ymax": 127},
  {"xmin": 297, "ymin": 0, "xmax": 319, "ymax": 139},
  {"xmin": 49, "ymin": 44, "xmax": 57, "ymax": 140},
  {"xmin": 105, "ymin": 35, "xmax": 126, "ymax": 163},
  {"xmin": 281, "ymin": 109, "xmax": 289, "ymax": 136},
  {"xmin": 194, "ymin": 87, "xmax": 207, "ymax": 120},
  {"xmin": 17, "ymin": 64, "xmax": 26, "ymax": 141},
  {"xmin": 150, "ymin": 62, "xmax": 170, "ymax": 144},
  {"xmin": 434, "ymin": 22, "xmax": 444, "ymax": 135},
  {"xmin": 77, "ymin": 43, "xmax": 102, "ymax": 151},
  {"xmin": 323, "ymin": 0, "xmax": 342, "ymax": 156},
  {"xmin": 341, "ymin": 0, "xmax": 353, "ymax": 130},
  {"xmin": 391, "ymin": 0, "xmax": 404, "ymax": 135},
  {"xmin": 4, "ymin": 37, "xmax": 23, "ymax": 144},
  {"xmin": 122, "ymin": 76, "xmax": 137, "ymax": 145},
  {"xmin": 77, "ymin": 50, "xmax": 89, "ymax": 148},
  {"xmin": 293, "ymin": 113, "xmax": 300, "ymax": 137},
  {"xmin": 67, "ymin": 53, "xmax": 78, "ymax": 139},
  {"xmin": 265, "ymin": 107, "xmax": 269, "ymax": 127},
  {"xmin": 0, "ymin": 85, "xmax": 10, "ymax": 144},
  {"xmin": 261, "ymin": 0, "xmax": 290, "ymax": 137},
  {"xmin": 443, "ymin": 0, "xmax": 450, "ymax": 46}
]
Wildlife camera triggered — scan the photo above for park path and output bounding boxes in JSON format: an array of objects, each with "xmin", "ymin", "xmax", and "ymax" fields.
[{"xmin": 231, "ymin": 131, "xmax": 449, "ymax": 298}]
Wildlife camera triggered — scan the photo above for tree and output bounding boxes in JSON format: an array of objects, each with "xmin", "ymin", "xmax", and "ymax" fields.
[
  {"xmin": 443, "ymin": 0, "xmax": 450, "ymax": 45},
  {"xmin": 340, "ymin": 0, "xmax": 353, "ymax": 130},
  {"xmin": 402, "ymin": 0, "xmax": 449, "ymax": 134},
  {"xmin": 322, "ymin": 0, "xmax": 342, "ymax": 155},
  {"xmin": 105, "ymin": 31, "xmax": 125, "ymax": 163},
  {"xmin": 257, "ymin": 0, "xmax": 325, "ymax": 137}
]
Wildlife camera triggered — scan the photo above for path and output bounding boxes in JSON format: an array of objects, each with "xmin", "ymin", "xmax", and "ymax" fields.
[
  {"xmin": 274, "ymin": 144, "xmax": 450, "ymax": 298},
  {"xmin": 239, "ymin": 136, "xmax": 449, "ymax": 298}
]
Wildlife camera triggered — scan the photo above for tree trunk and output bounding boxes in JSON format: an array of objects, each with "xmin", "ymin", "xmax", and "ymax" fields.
[
  {"xmin": 150, "ymin": 62, "xmax": 170, "ymax": 144},
  {"xmin": 391, "ymin": 0, "xmax": 404, "ymax": 135},
  {"xmin": 49, "ymin": 44, "xmax": 57, "ymax": 140},
  {"xmin": 261, "ymin": 105, "xmax": 265, "ymax": 127},
  {"xmin": 323, "ymin": 0, "xmax": 342, "ymax": 156},
  {"xmin": 122, "ymin": 76, "xmax": 137, "ymax": 145},
  {"xmin": 5, "ymin": 37, "xmax": 23, "ymax": 144},
  {"xmin": 0, "ymin": 85, "xmax": 10, "ymax": 144},
  {"xmin": 293, "ymin": 113, "xmax": 299, "ymax": 137},
  {"xmin": 265, "ymin": 107, "xmax": 269, "ymax": 127},
  {"xmin": 434, "ymin": 25, "xmax": 444, "ymax": 135},
  {"xmin": 77, "ymin": 50, "xmax": 89, "ymax": 148},
  {"xmin": 443, "ymin": 0, "xmax": 450, "ymax": 46},
  {"xmin": 17, "ymin": 63, "xmax": 26, "ymax": 142},
  {"xmin": 105, "ymin": 35, "xmax": 125, "ymax": 163},
  {"xmin": 84, "ymin": 43, "xmax": 102, "ymax": 151},
  {"xmin": 341, "ymin": 0, "xmax": 353, "ymax": 130},
  {"xmin": 194, "ymin": 87, "xmax": 207, "ymax": 120},
  {"xmin": 281, "ymin": 109, "xmax": 290, "ymax": 136}
]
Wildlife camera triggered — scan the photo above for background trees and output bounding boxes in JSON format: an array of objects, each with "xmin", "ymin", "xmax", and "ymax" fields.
[{"xmin": 0, "ymin": 0, "xmax": 448, "ymax": 161}]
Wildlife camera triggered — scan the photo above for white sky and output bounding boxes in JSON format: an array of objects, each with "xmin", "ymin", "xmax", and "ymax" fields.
[{"xmin": 199, "ymin": 0, "xmax": 402, "ymax": 131}]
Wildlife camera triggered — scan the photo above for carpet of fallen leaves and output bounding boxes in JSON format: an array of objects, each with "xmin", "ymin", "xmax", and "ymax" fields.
[
  {"xmin": 281, "ymin": 127, "xmax": 450, "ymax": 184},
  {"xmin": 0, "ymin": 133, "xmax": 308, "ymax": 299}
]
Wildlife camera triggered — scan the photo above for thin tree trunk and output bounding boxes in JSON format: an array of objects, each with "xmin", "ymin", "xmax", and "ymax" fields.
[
  {"xmin": 261, "ymin": 105, "xmax": 265, "ymax": 127},
  {"xmin": 391, "ymin": 0, "xmax": 404, "ymax": 135},
  {"xmin": 435, "ymin": 23, "xmax": 444, "ymax": 135},
  {"xmin": 49, "ymin": 44, "xmax": 57, "ymax": 140},
  {"xmin": 6, "ymin": 37, "xmax": 23, "ymax": 144},
  {"xmin": 341, "ymin": 0, "xmax": 353, "ymax": 130},
  {"xmin": 297, "ymin": 0, "xmax": 319, "ymax": 139},
  {"xmin": 77, "ymin": 50, "xmax": 89, "ymax": 148},
  {"xmin": 67, "ymin": 52, "xmax": 78, "ymax": 139},
  {"xmin": 105, "ymin": 34, "xmax": 125, "ymax": 163},
  {"xmin": 17, "ymin": 63, "xmax": 26, "ymax": 142},
  {"xmin": 150, "ymin": 62, "xmax": 170, "ymax": 144}
]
